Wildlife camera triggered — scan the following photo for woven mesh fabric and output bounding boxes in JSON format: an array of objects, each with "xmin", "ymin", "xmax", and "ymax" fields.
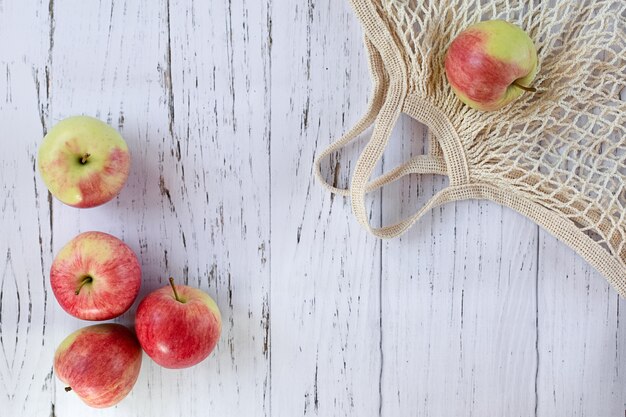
[{"xmin": 315, "ymin": 0, "xmax": 626, "ymax": 296}]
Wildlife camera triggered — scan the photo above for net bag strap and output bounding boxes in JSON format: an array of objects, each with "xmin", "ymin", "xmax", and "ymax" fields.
[
  {"xmin": 314, "ymin": 36, "xmax": 447, "ymax": 198},
  {"xmin": 349, "ymin": 90, "xmax": 464, "ymax": 238},
  {"xmin": 342, "ymin": 0, "xmax": 465, "ymax": 238}
]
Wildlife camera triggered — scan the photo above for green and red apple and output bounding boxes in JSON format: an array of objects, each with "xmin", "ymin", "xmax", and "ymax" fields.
[
  {"xmin": 445, "ymin": 19, "xmax": 538, "ymax": 111},
  {"xmin": 38, "ymin": 115, "xmax": 131, "ymax": 208},
  {"xmin": 50, "ymin": 231, "xmax": 141, "ymax": 320},
  {"xmin": 135, "ymin": 278, "xmax": 222, "ymax": 369},
  {"xmin": 54, "ymin": 324, "xmax": 142, "ymax": 408}
]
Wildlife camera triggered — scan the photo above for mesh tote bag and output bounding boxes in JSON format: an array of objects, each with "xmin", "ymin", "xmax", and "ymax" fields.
[{"xmin": 315, "ymin": 0, "xmax": 626, "ymax": 296}]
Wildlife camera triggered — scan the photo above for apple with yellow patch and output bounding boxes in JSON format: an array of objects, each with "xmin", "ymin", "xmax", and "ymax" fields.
[
  {"xmin": 38, "ymin": 115, "xmax": 131, "ymax": 208},
  {"xmin": 50, "ymin": 231, "xmax": 141, "ymax": 320},
  {"xmin": 445, "ymin": 20, "xmax": 538, "ymax": 111},
  {"xmin": 54, "ymin": 324, "xmax": 142, "ymax": 408}
]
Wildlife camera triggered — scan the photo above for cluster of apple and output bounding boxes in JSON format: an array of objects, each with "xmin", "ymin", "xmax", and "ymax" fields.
[{"xmin": 38, "ymin": 116, "xmax": 222, "ymax": 408}]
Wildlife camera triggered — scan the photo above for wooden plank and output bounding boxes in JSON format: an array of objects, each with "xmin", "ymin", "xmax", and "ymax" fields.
[
  {"xmin": 536, "ymin": 68, "xmax": 626, "ymax": 417},
  {"xmin": 536, "ymin": 232, "xmax": 626, "ymax": 416},
  {"xmin": 270, "ymin": 0, "xmax": 383, "ymax": 416},
  {"xmin": 157, "ymin": 0, "xmax": 273, "ymax": 415},
  {"xmin": 42, "ymin": 0, "xmax": 173, "ymax": 415},
  {"xmin": 380, "ymin": 116, "xmax": 539, "ymax": 415},
  {"xmin": 34, "ymin": 0, "xmax": 271, "ymax": 415},
  {"xmin": 0, "ymin": 1, "xmax": 55, "ymax": 415}
]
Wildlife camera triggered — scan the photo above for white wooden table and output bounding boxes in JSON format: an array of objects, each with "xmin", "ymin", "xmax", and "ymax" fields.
[{"xmin": 1, "ymin": 1, "xmax": 625, "ymax": 416}]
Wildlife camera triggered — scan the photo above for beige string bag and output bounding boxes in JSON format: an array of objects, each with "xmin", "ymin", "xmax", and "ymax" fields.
[{"xmin": 315, "ymin": 0, "xmax": 626, "ymax": 296}]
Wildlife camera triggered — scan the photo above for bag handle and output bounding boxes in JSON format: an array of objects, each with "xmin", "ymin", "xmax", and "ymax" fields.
[
  {"xmin": 315, "ymin": 38, "xmax": 447, "ymax": 198},
  {"xmin": 316, "ymin": 78, "xmax": 454, "ymax": 238},
  {"xmin": 314, "ymin": 37, "xmax": 386, "ymax": 197},
  {"xmin": 349, "ymin": 88, "xmax": 471, "ymax": 238},
  {"xmin": 320, "ymin": 0, "xmax": 469, "ymax": 239}
]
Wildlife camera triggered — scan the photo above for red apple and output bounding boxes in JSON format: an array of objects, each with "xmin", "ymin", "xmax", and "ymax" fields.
[
  {"xmin": 51, "ymin": 231, "xmax": 141, "ymax": 320},
  {"xmin": 445, "ymin": 20, "xmax": 538, "ymax": 111},
  {"xmin": 38, "ymin": 115, "xmax": 131, "ymax": 208},
  {"xmin": 135, "ymin": 278, "xmax": 221, "ymax": 369},
  {"xmin": 54, "ymin": 323, "xmax": 142, "ymax": 408}
]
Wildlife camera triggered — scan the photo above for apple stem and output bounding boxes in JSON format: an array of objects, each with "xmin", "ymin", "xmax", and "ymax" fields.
[
  {"xmin": 513, "ymin": 81, "xmax": 537, "ymax": 93},
  {"xmin": 169, "ymin": 277, "xmax": 182, "ymax": 302},
  {"xmin": 80, "ymin": 153, "xmax": 91, "ymax": 164},
  {"xmin": 75, "ymin": 276, "xmax": 93, "ymax": 295},
  {"xmin": 65, "ymin": 387, "xmax": 72, "ymax": 392}
]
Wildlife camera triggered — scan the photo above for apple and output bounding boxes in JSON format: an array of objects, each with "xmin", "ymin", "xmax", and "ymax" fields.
[
  {"xmin": 50, "ymin": 231, "xmax": 141, "ymax": 320},
  {"xmin": 135, "ymin": 277, "xmax": 221, "ymax": 369},
  {"xmin": 38, "ymin": 115, "xmax": 131, "ymax": 208},
  {"xmin": 54, "ymin": 323, "xmax": 142, "ymax": 408},
  {"xmin": 445, "ymin": 19, "xmax": 538, "ymax": 111}
]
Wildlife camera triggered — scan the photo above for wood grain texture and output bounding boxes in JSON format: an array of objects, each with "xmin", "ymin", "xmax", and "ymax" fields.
[
  {"xmin": 1, "ymin": 0, "xmax": 625, "ymax": 416},
  {"xmin": 270, "ymin": 1, "xmax": 382, "ymax": 416},
  {"xmin": 0, "ymin": 1, "xmax": 55, "ymax": 415},
  {"xmin": 3, "ymin": 0, "xmax": 272, "ymax": 415},
  {"xmin": 535, "ymin": 88, "xmax": 626, "ymax": 416},
  {"xmin": 537, "ymin": 233, "xmax": 626, "ymax": 416},
  {"xmin": 379, "ymin": 116, "xmax": 539, "ymax": 417}
]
